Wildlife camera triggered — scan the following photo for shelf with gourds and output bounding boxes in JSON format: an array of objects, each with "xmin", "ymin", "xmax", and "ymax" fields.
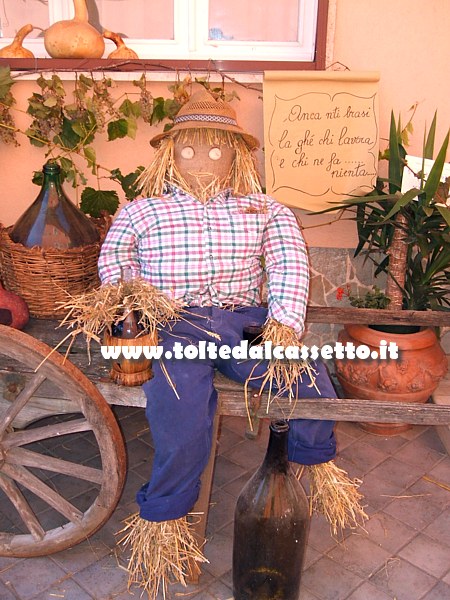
[{"xmin": 0, "ymin": 0, "xmax": 317, "ymax": 74}]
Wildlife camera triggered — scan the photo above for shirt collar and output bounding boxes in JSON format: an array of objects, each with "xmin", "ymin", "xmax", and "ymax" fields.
[{"xmin": 164, "ymin": 182, "xmax": 232, "ymax": 204}]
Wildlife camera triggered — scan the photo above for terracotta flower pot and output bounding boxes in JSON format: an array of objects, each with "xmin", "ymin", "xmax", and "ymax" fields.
[{"xmin": 334, "ymin": 324, "xmax": 448, "ymax": 435}]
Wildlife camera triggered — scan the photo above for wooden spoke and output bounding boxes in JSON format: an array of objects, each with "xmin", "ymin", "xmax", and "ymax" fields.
[
  {"xmin": 0, "ymin": 373, "xmax": 47, "ymax": 439},
  {"xmin": 6, "ymin": 447, "xmax": 103, "ymax": 484},
  {"xmin": 0, "ymin": 474, "xmax": 45, "ymax": 541},
  {"xmin": 0, "ymin": 324, "xmax": 126, "ymax": 558},
  {"xmin": 2, "ymin": 418, "xmax": 92, "ymax": 450},
  {"xmin": 1, "ymin": 463, "xmax": 83, "ymax": 524}
]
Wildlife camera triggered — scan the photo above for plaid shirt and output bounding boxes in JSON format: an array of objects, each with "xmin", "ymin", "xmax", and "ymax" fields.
[{"xmin": 98, "ymin": 185, "xmax": 309, "ymax": 336}]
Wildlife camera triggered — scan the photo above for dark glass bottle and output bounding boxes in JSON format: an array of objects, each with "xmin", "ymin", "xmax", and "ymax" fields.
[
  {"xmin": 243, "ymin": 324, "xmax": 263, "ymax": 346},
  {"xmin": 111, "ymin": 268, "xmax": 144, "ymax": 339},
  {"xmin": 111, "ymin": 310, "xmax": 143, "ymax": 338},
  {"xmin": 233, "ymin": 420, "xmax": 310, "ymax": 600},
  {"xmin": 10, "ymin": 161, "xmax": 99, "ymax": 249}
]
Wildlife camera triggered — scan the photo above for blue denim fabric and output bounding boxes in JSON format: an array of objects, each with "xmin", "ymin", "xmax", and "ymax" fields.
[{"xmin": 137, "ymin": 307, "xmax": 336, "ymax": 522}]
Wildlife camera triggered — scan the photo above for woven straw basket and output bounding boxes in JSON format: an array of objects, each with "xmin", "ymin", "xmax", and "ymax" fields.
[
  {"xmin": 103, "ymin": 331, "xmax": 157, "ymax": 386},
  {"xmin": 0, "ymin": 227, "xmax": 101, "ymax": 319}
]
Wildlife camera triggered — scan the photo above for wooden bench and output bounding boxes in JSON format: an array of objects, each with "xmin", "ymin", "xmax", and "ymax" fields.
[
  {"xmin": 432, "ymin": 356, "xmax": 450, "ymax": 454},
  {"xmin": 13, "ymin": 308, "xmax": 449, "ymax": 570}
]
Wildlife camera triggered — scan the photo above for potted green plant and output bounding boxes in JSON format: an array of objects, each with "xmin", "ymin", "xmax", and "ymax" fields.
[{"xmin": 324, "ymin": 111, "xmax": 449, "ymax": 434}]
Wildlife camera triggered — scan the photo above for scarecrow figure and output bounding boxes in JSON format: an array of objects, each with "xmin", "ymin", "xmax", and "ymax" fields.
[{"xmin": 98, "ymin": 88, "xmax": 364, "ymax": 598}]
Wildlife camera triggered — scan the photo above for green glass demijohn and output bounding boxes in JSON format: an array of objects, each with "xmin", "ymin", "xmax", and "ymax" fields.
[{"xmin": 10, "ymin": 161, "xmax": 100, "ymax": 249}]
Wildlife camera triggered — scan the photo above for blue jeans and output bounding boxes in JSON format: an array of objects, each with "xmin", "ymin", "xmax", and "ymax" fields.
[{"xmin": 137, "ymin": 306, "xmax": 336, "ymax": 522}]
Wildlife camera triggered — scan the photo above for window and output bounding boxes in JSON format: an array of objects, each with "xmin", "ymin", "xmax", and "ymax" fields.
[{"xmin": 0, "ymin": 0, "xmax": 324, "ymax": 64}]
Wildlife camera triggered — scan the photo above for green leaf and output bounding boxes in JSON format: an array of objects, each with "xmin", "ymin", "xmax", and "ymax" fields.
[
  {"xmin": 382, "ymin": 188, "xmax": 421, "ymax": 221},
  {"xmin": 125, "ymin": 117, "xmax": 137, "ymax": 140},
  {"xmin": 424, "ymin": 112, "xmax": 437, "ymax": 159},
  {"xmin": 43, "ymin": 96, "xmax": 58, "ymax": 108},
  {"xmin": 25, "ymin": 127, "xmax": 47, "ymax": 147},
  {"xmin": 164, "ymin": 98, "xmax": 181, "ymax": 119},
  {"xmin": 46, "ymin": 74, "xmax": 65, "ymax": 98},
  {"xmin": 119, "ymin": 98, "xmax": 141, "ymax": 118},
  {"xmin": 122, "ymin": 168, "xmax": 144, "ymax": 201},
  {"xmin": 54, "ymin": 117, "xmax": 82, "ymax": 150},
  {"xmin": 437, "ymin": 204, "xmax": 450, "ymax": 227},
  {"xmin": 423, "ymin": 130, "xmax": 449, "ymax": 201},
  {"xmin": 388, "ymin": 112, "xmax": 403, "ymax": 193},
  {"xmin": 27, "ymin": 96, "xmax": 51, "ymax": 118},
  {"xmin": 32, "ymin": 170, "xmax": 44, "ymax": 186},
  {"xmin": 107, "ymin": 118, "xmax": 128, "ymax": 141},
  {"xmin": 36, "ymin": 75, "xmax": 47, "ymax": 90},
  {"xmin": 60, "ymin": 157, "xmax": 74, "ymax": 174},
  {"xmin": 151, "ymin": 97, "xmax": 168, "ymax": 124},
  {"xmin": 109, "ymin": 167, "xmax": 145, "ymax": 202},
  {"xmin": 79, "ymin": 74, "xmax": 94, "ymax": 88},
  {"xmin": 84, "ymin": 146, "xmax": 97, "ymax": 174},
  {"xmin": 80, "ymin": 187, "xmax": 120, "ymax": 217},
  {"xmin": 0, "ymin": 66, "xmax": 15, "ymax": 100}
]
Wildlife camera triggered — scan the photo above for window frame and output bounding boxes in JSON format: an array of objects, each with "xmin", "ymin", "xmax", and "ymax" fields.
[{"xmin": 0, "ymin": 0, "xmax": 329, "ymax": 69}]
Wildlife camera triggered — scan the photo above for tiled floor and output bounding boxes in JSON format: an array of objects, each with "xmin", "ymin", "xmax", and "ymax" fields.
[{"xmin": 1, "ymin": 407, "xmax": 449, "ymax": 600}]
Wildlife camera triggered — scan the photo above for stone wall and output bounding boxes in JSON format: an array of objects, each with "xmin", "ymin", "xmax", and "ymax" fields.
[{"xmin": 305, "ymin": 247, "xmax": 449, "ymax": 354}]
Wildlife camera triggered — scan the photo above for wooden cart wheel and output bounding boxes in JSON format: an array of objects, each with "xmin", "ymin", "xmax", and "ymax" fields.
[{"xmin": 0, "ymin": 325, "xmax": 126, "ymax": 557}]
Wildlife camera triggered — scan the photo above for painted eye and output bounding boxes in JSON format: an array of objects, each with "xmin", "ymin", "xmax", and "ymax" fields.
[
  {"xmin": 209, "ymin": 147, "xmax": 222, "ymax": 161},
  {"xmin": 181, "ymin": 146, "xmax": 195, "ymax": 159}
]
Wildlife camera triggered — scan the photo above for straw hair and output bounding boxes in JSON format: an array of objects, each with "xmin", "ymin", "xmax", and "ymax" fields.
[
  {"xmin": 118, "ymin": 513, "xmax": 208, "ymax": 600},
  {"xmin": 150, "ymin": 88, "xmax": 259, "ymax": 150}
]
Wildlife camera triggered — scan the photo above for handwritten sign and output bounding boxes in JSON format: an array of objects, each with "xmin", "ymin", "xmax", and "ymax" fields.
[{"xmin": 263, "ymin": 71, "xmax": 380, "ymax": 211}]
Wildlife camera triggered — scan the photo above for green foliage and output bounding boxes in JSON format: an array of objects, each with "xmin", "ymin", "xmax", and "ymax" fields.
[
  {"xmin": 0, "ymin": 70, "xmax": 176, "ymax": 216},
  {"xmin": 0, "ymin": 68, "xmax": 245, "ymax": 218},
  {"xmin": 80, "ymin": 188, "xmax": 120, "ymax": 218},
  {"xmin": 348, "ymin": 286, "xmax": 391, "ymax": 309},
  {"xmin": 319, "ymin": 111, "xmax": 450, "ymax": 311},
  {"xmin": 110, "ymin": 168, "xmax": 145, "ymax": 202}
]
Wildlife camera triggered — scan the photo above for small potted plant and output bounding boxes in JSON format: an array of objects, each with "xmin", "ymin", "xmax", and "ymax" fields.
[{"xmin": 325, "ymin": 111, "xmax": 449, "ymax": 434}]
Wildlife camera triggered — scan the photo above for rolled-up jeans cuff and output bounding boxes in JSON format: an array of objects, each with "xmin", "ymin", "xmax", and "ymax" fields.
[{"xmin": 136, "ymin": 483, "xmax": 200, "ymax": 523}]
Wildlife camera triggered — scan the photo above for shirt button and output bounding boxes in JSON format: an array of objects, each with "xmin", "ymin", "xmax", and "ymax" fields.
[
  {"xmin": 208, "ymin": 226, "xmax": 212, "ymax": 231},
  {"xmin": 209, "ymin": 254, "xmax": 213, "ymax": 259}
]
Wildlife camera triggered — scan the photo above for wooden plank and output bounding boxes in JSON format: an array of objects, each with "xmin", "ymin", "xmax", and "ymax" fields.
[
  {"xmin": 432, "ymin": 357, "xmax": 450, "ymax": 454},
  {"xmin": 10, "ymin": 318, "xmax": 450, "ymax": 427},
  {"xmin": 220, "ymin": 396, "xmax": 450, "ymax": 425},
  {"xmin": 8, "ymin": 320, "xmax": 450, "ymax": 426},
  {"xmin": 306, "ymin": 306, "xmax": 450, "ymax": 326},
  {"xmin": 88, "ymin": 375, "xmax": 450, "ymax": 426}
]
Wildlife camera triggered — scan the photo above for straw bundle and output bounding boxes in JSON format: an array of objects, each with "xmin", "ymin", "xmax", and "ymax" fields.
[
  {"xmin": 298, "ymin": 462, "xmax": 368, "ymax": 537},
  {"xmin": 118, "ymin": 513, "xmax": 208, "ymax": 600},
  {"xmin": 245, "ymin": 319, "xmax": 318, "ymax": 413},
  {"xmin": 56, "ymin": 277, "xmax": 182, "ymax": 359}
]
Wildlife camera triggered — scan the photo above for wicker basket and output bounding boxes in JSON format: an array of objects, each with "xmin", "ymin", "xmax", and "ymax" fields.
[
  {"xmin": 0, "ymin": 227, "xmax": 101, "ymax": 319},
  {"xmin": 103, "ymin": 331, "xmax": 157, "ymax": 386}
]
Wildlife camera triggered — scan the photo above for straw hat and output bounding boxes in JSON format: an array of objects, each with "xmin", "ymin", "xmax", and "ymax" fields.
[{"xmin": 150, "ymin": 88, "xmax": 260, "ymax": 150}]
